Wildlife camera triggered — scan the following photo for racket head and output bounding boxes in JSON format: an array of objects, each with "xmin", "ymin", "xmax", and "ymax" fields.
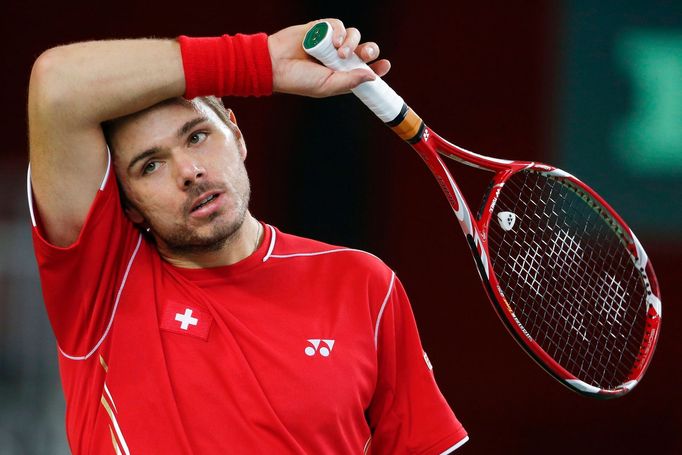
[
  {"xmin": 473, "ymin": 161, "xmax": 662, "ymax": 398},
  {"xmin": 411, "ymin": 129, "xmax": 661, "ymax": 398}
]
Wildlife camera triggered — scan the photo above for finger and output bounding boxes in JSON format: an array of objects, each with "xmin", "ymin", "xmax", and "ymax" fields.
[
  {"xmin": 368, "ymin": 59, "xmax": 391, "ymax": 78},
  {"xmin": 339, "ymin": 27, "xmax": 361, "ymax": 59},
  {"xmin": 322, "ymin": 18, "xmax": 347, "ymax": 47},
  {"xmin": 356, "ymin": 42, "xmax": 380, "ymax": 62}
]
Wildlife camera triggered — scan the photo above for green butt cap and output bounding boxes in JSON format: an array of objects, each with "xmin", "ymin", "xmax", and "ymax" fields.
[{"xmin": 303, "ymin": 22, "xmax": 329, "ymax": 50}]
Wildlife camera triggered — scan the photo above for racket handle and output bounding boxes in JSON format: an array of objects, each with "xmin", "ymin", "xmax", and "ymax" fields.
[{"xmin": 303, "ymin": 21, "xmax": 404, "ymax": 123}]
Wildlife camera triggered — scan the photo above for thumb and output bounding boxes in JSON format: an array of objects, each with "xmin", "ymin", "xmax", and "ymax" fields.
[{"xmin": 321, "ymin": 68, "xmax": 376, "ymax": 95}]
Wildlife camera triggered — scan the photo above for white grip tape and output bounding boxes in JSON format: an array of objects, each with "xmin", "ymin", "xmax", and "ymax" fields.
[{"xmin": 303, "ymin": 22, "xmax": 404, "ymax": 123}]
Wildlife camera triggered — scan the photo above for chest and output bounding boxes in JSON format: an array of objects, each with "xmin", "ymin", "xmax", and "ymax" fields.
[
  {"xmin": 108, "ymin": 264, "xmax": 378, "ymax": 448},
  {"xmin": 167, "ymin": 277, "xmax": 376, "ymax": 417}
]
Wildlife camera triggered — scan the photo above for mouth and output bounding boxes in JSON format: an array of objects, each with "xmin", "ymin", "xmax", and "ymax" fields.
[{"xmin": 190, "ymin": 191, "xmax": 223, "ymax": 216}]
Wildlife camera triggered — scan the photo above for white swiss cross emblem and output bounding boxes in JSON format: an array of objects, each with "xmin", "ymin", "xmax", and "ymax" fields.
[
  {"xmin": 161, "ymin": 302, "xmax": 212, "ymax": 341},
  {"xmin": 175, "ymin": 308, "xmax": 198, "ymax": 330}
]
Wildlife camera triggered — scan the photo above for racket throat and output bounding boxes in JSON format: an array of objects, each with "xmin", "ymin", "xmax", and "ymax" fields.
[{"xmin": 385, "ymin": 103, "xmax": 425, "ymax": 144}]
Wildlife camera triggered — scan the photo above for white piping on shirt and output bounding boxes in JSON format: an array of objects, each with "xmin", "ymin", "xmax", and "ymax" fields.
[
  {"xmin": 27, "ymin": 149, "xmax": 111, "ymax": 228},
  {"xmin": 260, "ymin": 225, "xmax": 382, "ymax": 264},
  {"xmin": 363, "ymin": 436, "xmax": 371, "ymax": 454},
  {"xmin": 108, "ymin": 428, "xmax": 123, "ymax": 455},
  {"xmin": 262, "ymin": 225, "xmax": 277, "ymax": 262},
  {"xmin": 104, "ymin": 383, "xmax": 119, "ymax": 414},
  {"xmin": 374, "ymin": 271, "xmax": 396, "ymax": 350},
  {"xmin": 268, "ymin": 248, "xmax": 381, "ymax": 261},
  {"xmin": 441, "ymin": 435, "xmax": 470, "ymax": 454},
  {"xmin": 100, "ymin": 148, "xmax": 112, "ymax": 190},
  {"xmin": 101, "ymin": 387, "xmax": 130, "ymax": 455},
  {"xmin": 59, "ymin": 233, "xmax": 143, "ymax": 361},
  {"xmin": 26, "ymin": 164, "xmax": 36, "ymax": 227}
]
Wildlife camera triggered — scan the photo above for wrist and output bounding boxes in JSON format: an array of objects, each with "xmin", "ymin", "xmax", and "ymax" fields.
[{"xmin": 178, "ymin": 33, "xmax": 273, "ymax": 99}]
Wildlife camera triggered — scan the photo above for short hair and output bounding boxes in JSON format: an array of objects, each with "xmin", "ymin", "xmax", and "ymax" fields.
[
  {"xmin": 199, "ymin": 95, "xmax": 232, "ymax": 126},
  {"xmin": 102, "ymin": 95, "xmax": 234, "ymax": 150}
]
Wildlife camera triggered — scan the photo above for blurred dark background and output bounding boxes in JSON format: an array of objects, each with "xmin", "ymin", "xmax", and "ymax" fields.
[{"xmin": 1, "ymin": 0, "xmax": 680, "ymax": 453}]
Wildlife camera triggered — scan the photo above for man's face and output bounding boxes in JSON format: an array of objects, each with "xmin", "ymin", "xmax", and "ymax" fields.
[{"xmin": 110, "ymin": 99, "xmax": 250, "ymax": 255}]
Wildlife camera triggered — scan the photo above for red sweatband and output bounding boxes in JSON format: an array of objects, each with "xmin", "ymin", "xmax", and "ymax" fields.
[{"xmin": 178, "ymin": 33, "xmax": 273, "ymax": 99}]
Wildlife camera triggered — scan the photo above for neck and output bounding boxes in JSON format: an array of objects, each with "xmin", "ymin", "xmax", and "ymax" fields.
[{"xmin": 159, "ymin": 213, "xmax": 263, "ymax": 269}]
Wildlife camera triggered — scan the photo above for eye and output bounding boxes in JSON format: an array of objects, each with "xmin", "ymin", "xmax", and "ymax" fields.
[
  {"xmin": 142, "ymin": 161, "xmax": 159, "ymax": 175},
  {"xmin": 189, "ymin": 131, "xmax": 208, "ymax": 145}
]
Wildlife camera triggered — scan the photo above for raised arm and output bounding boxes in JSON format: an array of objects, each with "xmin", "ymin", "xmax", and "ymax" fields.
[
  {"xmin": 28, "ymin": 39, "xmax": 185, "ymax": 246},
  {"xmin": 27, "ymin": 19, "xmax": 389, "ymax": 247}
]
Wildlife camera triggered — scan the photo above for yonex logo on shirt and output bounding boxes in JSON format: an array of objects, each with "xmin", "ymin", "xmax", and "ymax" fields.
[
  {"xmin": 423, "ymin": 351, "xmax": 434, "ymax": 370},
  {"xmin": 175, "ymin": 308, "xmax": 198, "ymax": 330},
  {"xmin": 305, "ymin": 339, "xmax": 335, "ymax": 357}
]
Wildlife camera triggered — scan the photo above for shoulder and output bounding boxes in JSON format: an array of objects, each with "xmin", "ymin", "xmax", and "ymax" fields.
[{"xmin": 265, "ymin": 225, "xmax": 394, "ymax": 282}]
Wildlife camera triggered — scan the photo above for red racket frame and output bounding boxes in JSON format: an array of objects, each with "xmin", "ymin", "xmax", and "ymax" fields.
[{"xmin": 413, "ymin": 125, "xmax": 661, "ymax": 398}]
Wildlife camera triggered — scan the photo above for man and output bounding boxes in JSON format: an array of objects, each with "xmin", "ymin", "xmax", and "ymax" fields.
[{"xmin": 28, "ymin": 18, "xmax": 468, "ymax": 454}]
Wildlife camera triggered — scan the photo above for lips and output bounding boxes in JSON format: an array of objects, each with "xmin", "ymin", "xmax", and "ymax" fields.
[{"xmin": 190, "ymin": 191, "xmax": 222, "ymax": 213}]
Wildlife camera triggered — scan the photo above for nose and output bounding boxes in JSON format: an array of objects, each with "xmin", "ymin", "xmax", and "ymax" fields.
[{"xmin": 176, "ymin": 154, "xmax": 206, "ymax": 189}]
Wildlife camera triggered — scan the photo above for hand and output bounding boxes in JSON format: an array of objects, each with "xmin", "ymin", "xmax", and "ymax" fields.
[{"xmin": 268, "ymin": 19, "xmax": 391, "ymax": 97}]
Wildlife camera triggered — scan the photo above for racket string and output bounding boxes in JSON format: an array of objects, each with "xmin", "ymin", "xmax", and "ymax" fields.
[{"xmin": 487, "ymin": 170, "xmax": 647, "ymax": 390}]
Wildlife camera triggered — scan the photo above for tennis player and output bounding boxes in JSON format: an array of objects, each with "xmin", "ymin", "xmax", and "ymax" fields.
[{"xmin": 27, "ymin": 19, "xmax": 468, "ymax": 454}]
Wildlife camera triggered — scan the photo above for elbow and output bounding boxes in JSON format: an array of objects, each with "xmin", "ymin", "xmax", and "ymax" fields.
[{"xmin": 29, "ymin": 47, "xmax": 76, "ymax": 112}]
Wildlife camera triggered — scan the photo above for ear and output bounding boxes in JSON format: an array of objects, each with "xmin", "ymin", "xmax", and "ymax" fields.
[
  {"xmin": 124, "ymin": 205, "xmax": 145, "ymax": 225},
  {"xmin": 227, "ymin": 109, "xmax": 248, "ymax": 161},
  {"xmin": 237, "ymin": 134, "xmax": 248, "ymax": 161},
  {"xmin": 112, "ymin": 161, "xmax": 148, "ymax": 226}
]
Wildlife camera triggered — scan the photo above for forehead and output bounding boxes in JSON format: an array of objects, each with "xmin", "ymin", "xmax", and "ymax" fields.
[{"xmin": 108, "ymin": 98, "xmax": 222, "ymax": 161}]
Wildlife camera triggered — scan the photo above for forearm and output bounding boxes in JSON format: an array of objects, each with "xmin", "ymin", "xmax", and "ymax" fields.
[
  {"xmin": 28, "ymin": 21, "xmax": 388, "ymax": 128},
  {"xmin": 29, "ymin": 38, "xmax": 184, "ymax": 127}
]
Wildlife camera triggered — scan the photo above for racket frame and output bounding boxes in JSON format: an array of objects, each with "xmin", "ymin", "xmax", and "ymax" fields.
[{"xmin": 415, "ymin": 129, "xmax": 661, "ymax": 398}]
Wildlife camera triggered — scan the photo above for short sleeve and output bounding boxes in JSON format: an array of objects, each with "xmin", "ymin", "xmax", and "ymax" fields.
[
  {"xmin": 29, "ymin": 160, "xmax": 141, "ymax": 358},
  {"xmin": 367, "ymin": 275, "xmax": 468, "ymax": 454}
]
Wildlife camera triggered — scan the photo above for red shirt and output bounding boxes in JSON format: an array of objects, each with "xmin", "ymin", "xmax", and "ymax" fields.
[{"xmin": 29, "ymin": 161, "xmax": 468, "ymax": 454}]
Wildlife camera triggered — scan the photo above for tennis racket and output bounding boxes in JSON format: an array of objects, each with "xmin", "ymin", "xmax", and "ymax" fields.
[{"xmin": 303, "ymin": 22, "xmax": 661, "ymax": 398}]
